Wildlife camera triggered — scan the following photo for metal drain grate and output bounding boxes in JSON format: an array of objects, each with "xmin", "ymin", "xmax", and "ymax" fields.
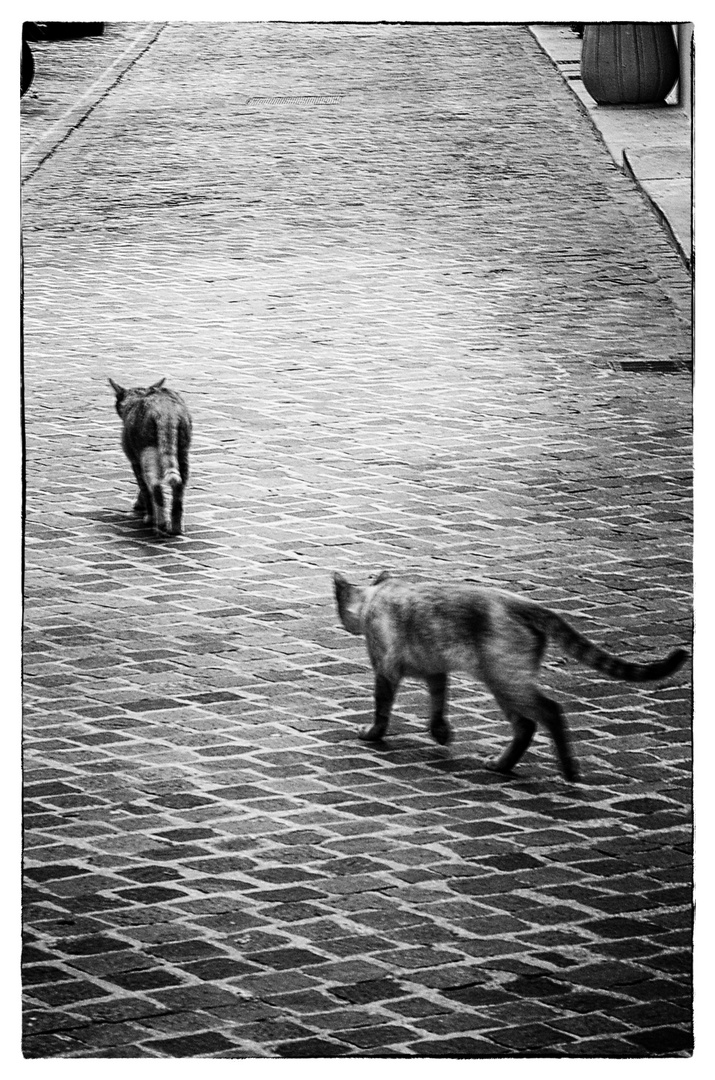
[
  {"xmin": 246, "ymin": 94, "xmax": 344, "ymax": 105},
  {"xmin": 615, "ymin": 360, "xmax": 692, "ymax": 374}
]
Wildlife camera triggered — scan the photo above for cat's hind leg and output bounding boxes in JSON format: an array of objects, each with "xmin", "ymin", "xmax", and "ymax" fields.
[
  {"xmin": 173, "ymin": 432, "xmax": 190, "ymax": 534},
  {"xmin": 426, "ymin": 673, "xmax": 451, "ymax": 744},
  {"xmin": 361, "ymin": 672, "xmax": 399, "ymax": 742},
  {"xmin": 533, "ymin": 693, "xmax": 580, "ymax": 783},
  {"xmin": 486, "ymin": 680, "xmax": 579, "ymax": 782},
  {"xmin": 178, "ymin": 437, "xmax": 190, "ymax": 486},
  {"xmin": 129, "ymin": 459, "xmax": 152, "ymax": 520},
  {"xmin": 476, "ymin": 662, "xmax": 538, "ymax": 776},
  {"xmin": 139, "ymin": 449, "xmax": 169, "ymax": 535},
  {"xmin": 151, "ymin": 483, "xmax": 171, "ymax": 535},
  {"xmin": 169, "ymin": 479, "xmax": 185, "ymax": 535},
  {"xmin": 484, "ymin": 709, "xmax": 536, "ymax": 775}
]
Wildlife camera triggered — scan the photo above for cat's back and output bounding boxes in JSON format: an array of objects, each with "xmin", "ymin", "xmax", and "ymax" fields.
[
  {"xmin": 123, "ymin": 387, "xmax": 191, "ymax": 446},
  {"xmin": 148, "ymin": 388, "xmax": 191, "ymax": 429},
  {"xmin": 370, "ymin": 578, "xmax": 495, "ymax": 610},
  {"xmin": 362, "ymin": 578, "xmax": 500, "ymax": 673},
  {"xmin": 366, "ymin": 578, "xmax": 499, "ymax": 639}
]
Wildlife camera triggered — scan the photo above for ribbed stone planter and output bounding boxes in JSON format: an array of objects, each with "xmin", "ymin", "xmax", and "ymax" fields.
[{"xmin": 581, "ymin": 23, "xmax": 679, "ymax": 105}]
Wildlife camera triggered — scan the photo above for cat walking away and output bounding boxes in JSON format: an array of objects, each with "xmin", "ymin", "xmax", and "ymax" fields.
[
  {"xmin": 334, "ymin": 571, "xmax": 688, "ymax": 783},
  {"xmin": 109, "ymin": 378, "xmax": 192, "ymax": 536}
]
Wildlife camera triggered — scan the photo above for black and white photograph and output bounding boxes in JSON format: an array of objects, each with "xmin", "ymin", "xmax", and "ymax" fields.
[{"xmin": 18, "ymin": 2, "xmax": 695, "ymax": 1061}]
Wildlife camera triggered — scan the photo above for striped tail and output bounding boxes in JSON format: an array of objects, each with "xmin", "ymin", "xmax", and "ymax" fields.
[
  {"xmin": 157, "ymin": 420, "xmax": 181, "ymax": 487},
  {"xmin": 156, "ymin": 421, "xmax": 184, "ymax": 535},
  {"xmin": 526, "ymin": 605, "xmax": 688, "ymax": 683}
]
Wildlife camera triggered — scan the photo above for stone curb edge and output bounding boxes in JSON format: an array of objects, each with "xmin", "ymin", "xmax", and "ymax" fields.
[
  {"xmin": 527, "ymin": 24, "xmax": 692, "ymax": 274},
  {"xmin": 21, "ymin": 23, "xmax": 167, "ymax": 185},
  {"xmin": 622, "ymin": 149, "xmax": 692, "ymax": 273}
]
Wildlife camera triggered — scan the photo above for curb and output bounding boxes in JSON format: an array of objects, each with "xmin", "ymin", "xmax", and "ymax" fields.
[
  {"xmin": 528, "ymin": 24, "xmax": 692, "ymax": 272},
  {"xmin": 21, "ymin": 23, "xmax": 167, "ymax": 185},
  {"xmin": 622, "ymin": 149, "xmax": 692, "ymax": 272}
]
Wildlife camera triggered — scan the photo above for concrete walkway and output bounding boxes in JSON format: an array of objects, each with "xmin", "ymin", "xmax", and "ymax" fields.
[{"xmin": 22, "ymin": 23, "xmax": 692, "ymax": 1058}]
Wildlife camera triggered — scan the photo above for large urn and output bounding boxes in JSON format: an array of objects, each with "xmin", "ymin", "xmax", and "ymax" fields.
[{"xmin": 581, "ymin": 23, "xmax": 679, "ymax": 105}]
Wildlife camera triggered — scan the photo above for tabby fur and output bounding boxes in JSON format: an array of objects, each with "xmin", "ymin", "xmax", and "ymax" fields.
[
  {"xmin": 333, "ymin": 570, "xmax": 687, "ymax": 782},
  {"xmin": 109, "ymin": 377, "xmax": 192, "ymax": 536}
]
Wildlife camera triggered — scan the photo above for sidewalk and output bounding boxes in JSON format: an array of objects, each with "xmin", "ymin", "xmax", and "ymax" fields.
[
  {"xmin": 21, "ymin": 23, "xmax": 692, "ymax": 1059},
  {"xmin": 529, "ymin": 25, "xmax": 692, "ymax": 270}
]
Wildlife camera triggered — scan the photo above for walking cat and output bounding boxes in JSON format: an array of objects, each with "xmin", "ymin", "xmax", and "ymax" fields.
[
  {"xmin": 109, "ymin": 377, "xmax": 192, "ymax": 536},
  {"xmin": 333, "ymin": 571, "xmax": 687, "ymax": 782}
]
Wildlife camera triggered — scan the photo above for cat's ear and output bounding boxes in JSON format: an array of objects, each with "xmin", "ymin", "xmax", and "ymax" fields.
[
  {"xmin": 150, "ymin": 378, "xmax": 166, "ymax": 390},
  {"xmin": 333, "ymin": 573, "xmax": 365, "ymax": 636},
  {"xmin": 108, "ymin": 378, "xmax": 125, "ymax": 399},
  {"xmin": 372, "ymin": 570, "xmax": 391, "ymax": 586}
]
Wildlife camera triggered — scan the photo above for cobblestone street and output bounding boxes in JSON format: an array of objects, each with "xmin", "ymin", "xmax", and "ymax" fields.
[{"xmin": 21, "ymin": 23, "xmax": 692, "ymax": 1057}]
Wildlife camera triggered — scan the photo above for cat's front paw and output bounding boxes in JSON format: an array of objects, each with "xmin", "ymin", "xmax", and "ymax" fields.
[
  {"xmin": 359, "ymin": 724, "xmax": 387, "ymax": 743},
  {"xmin": 430, "ymin": 722, "xmax": 452, "ymax": 746}
]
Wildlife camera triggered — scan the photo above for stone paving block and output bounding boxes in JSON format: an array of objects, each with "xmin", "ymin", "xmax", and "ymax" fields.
[
  {"xmin": 407, "ymin": 1035, "xmax": 508, "ymax": 1056},
  {"xmin": 142, "ymin": 1030, "xmax": 241, "ymax": 1056},
  {"xmin": 275, "ymin": 1036, "xmax": 347, "ymax": 1056},
  {"xmin": 489, "ymin": 1022, "xmax": 579, "ymax": 1051},
  {"xmin": 624, "ymin": 1028, "xmax": 693, "ymax": 1055},
  {"xmin": 334, "ymin": 1023, "xmax": 420, "ymax": 1050},
  {"xmin": 27, "ymin": 981, "xmax": 113, "ymax": 1008},
  {"xmin": 331, "ymin": 978, "xmax": 411, "ymax": 1005},
  {"xmin": 220, "ymin": 1018, "xmax": 315, "ymax": 1045}
]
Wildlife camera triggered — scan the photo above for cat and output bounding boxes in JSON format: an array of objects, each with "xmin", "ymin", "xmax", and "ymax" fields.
[
  {"xmin": 333, "ymin": 570, "xmax": 688, "ymax": 783},
  {"xmin": 109, "ymin": 377, "xmax": 192, "ymax": 536}
]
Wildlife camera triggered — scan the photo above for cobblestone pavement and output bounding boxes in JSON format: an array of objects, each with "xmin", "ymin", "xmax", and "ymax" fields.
[{"xmin": 21, "ymin": 23, "xmax": 692, "ymax": 1058}]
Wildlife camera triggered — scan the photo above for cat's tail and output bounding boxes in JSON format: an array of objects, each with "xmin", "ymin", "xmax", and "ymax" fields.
[
  {"xmin": 157, "ymin": 420, "xmax": 181, "ymax": 487},
  {"xmin": 523, "ymin": 603, "xmax": 688, "ymax": 682},
  {"xmin": 156, "ymin": 420, "xmax": 184, "ymax": 534}
]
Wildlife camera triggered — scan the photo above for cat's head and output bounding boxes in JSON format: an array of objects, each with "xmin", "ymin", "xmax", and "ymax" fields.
[
  {"xmin": 333, "ymin": 571, "xmax": 391, "ymax": 636},
  {"xmin": 109, "ymin": 377, "xmax": 165, "ymax": 416}
]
